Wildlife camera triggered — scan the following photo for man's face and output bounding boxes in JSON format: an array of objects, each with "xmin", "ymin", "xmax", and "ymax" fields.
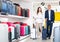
[{"xmin": 48, "ymin": 5, "xmax": 51, "ymax": 10}]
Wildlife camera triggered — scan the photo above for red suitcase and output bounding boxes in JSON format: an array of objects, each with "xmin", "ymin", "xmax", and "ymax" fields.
[{"xmin": 20, "ymin": 26, "xmax": 26, "ymax": 36}]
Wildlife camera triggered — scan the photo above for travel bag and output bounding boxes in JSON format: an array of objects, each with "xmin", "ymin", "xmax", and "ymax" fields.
[{"xmin": 53, "ymin": 26, "xmax": 60, "ymax": 42}]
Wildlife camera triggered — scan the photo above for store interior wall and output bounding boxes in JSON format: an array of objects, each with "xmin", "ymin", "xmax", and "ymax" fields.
[{"xmin": 0, "ymin": 0, "xmax": 60, "ymax": 29}]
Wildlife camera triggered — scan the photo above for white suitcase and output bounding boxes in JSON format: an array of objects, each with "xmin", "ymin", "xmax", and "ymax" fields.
[
  {"xmin": 0, "ymin": 24, "xmax": 8, "ymax": 42},
  {"xmin": 30, "ymin": 28, "xmax": 37, "ymax": 40},
  {"xmin": 53, "ymin": 26, "xmax": 60, "ymax": 42}
]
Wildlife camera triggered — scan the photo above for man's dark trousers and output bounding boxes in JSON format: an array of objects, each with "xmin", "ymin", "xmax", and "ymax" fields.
[{"xmin": 47, "ymin": 20, "xmax": 53, "ymax": 38}]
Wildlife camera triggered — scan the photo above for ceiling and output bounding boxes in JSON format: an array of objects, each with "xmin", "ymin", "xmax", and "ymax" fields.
[{"xmin": 12, "ymin": 0, "xmax": 60, "ymax": 2}]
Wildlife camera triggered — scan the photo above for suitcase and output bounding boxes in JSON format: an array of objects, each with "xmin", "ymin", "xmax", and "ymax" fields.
[
  {"xmin": 0, "ymin": 0, "xmax": 2, "ymax": 12},
  {"xmin": 25, "ymin": 26, "xmax": 29, "ymax": 35},
  {"xmin": 7, "ymin": 1, "xmax": 15, "ymax": 15},
  {"xmin": 30, "ymin": 28, "xmax": 37, "ymax": 40},
  {"xmin": 1, "ymin": 1, "xmax": 7, "ymax": 15},
  {"xmin": 42, "ymin": 27, "xmax": 47, "ymax": 40},
  {"xmin": 14, "ymin": 3, "xmax": 21, "ymax": 16},
  {"xmin": 21, "ymin": 9, "xmax": 26, "ymax": 17},
  {"xmin": 17, "ymin": 6, "xmax": 21, "ymax": 16},
  {"xmin": 15, "ymin": 24, "xmax": 20, "ymax": 38},
  {"xmin": 25, "ymin": 9, "xmax": 29, "ymax": 17},
  {"xmin": 53, "ymin": 26, "xmax": 60, "ymax": 42},
  {"xmin": 28, "ymin": 26, "xmax": 30, "ymax": 34},
  {"xmin": 9, "ymin": 26, "xmax": 15, "ymax": 40},
  {"xmin": 12, "ymin": 5, "xmax": 16, "ymax": 15},
  {"xmin": 8, "ymin": 28, "xmax": 12, "ymax": 42},
  {"xmin": 0, "ymin": 24, "xmax": 8, "ymax": 42},
  {"xmin": 22, "ymin": 9, "xmax": 29, "ymax": 17},
  {"xmin": 7, "ymin": 22, "xmax": 16, "ymax": 40},
  {"xmin": 20, "ymin": 26, "xmax": 25, "ymax": 36}
]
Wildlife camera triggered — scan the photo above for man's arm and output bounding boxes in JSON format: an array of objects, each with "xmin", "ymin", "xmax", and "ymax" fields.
[
  {"xmin": 45, "ymin": 10, "xmax": 48, "ymax": 21},
  {"xmin": 53, "ymin": 10, "xmax": 55, "ymax": 23}
]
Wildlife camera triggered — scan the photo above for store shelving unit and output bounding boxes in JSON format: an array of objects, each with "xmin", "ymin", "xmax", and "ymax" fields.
[{"xmin": 0, "ymin": 15, "xmax": 28, "ymax": 19}]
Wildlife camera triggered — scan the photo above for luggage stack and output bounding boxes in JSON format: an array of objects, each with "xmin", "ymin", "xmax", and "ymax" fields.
[
  {"xmin": 20, "ymin": 22, "xmax": 30, "ymax": 36},
  {"xmin": 1, "ymin": 22, "xmax": 30, "ymax": 42},
  {"xmin": 0, "ymin": 0, "xmax": 30, "ymax": 17}
]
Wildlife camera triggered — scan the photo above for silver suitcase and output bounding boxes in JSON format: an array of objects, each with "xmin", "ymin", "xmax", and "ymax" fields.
[
  {"xmin": 0, "ymin": 24, "xmax": 8, "ymax": 42},
  {"xmin": 53, "ymin": 26, "xmax": 60, "ymax": 42}
]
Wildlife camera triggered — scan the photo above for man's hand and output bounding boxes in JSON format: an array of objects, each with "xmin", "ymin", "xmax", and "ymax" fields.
[{"xmin": 45, "ymin": 18, "xmax": 47, "ymax": 22}]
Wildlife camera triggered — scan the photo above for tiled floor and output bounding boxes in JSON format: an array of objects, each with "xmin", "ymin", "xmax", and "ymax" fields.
[{"xmin": 20, "ymin": 32, "xmax": 53, "ymax": 42}]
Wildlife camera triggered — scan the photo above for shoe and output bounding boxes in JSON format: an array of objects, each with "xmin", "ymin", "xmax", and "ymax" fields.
[{"xmin": 48, "ymin": 37, "xmax": 50, "ymax": 39}]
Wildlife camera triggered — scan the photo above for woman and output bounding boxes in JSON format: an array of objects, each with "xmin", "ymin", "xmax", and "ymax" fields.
[{"xmin": 35, "ymin": 7, "xmax": 43, "ymax": 32}]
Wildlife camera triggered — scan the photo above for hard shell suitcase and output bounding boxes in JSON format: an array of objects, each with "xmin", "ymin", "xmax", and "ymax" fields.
[
  {"xmin": 25, "ymin": 26, "xmax": 29, "ymax": 35},
  {"xmin": 0, "ymin": 24, "xmax": 8, "ymax": 42},
  {"xmin": 20, "ymin": 26, "xmax": 25, "ymax": 36},
  {"xmin": 14, "ymin": 3, "xmax": 21, "ymax": 16},
  {"xmin": 15, "ymin": 24, "xmax": 20, "ymax": 38},
  {"xmin": 42, "ymin": 27, "xmax": 47, "ymax": 40},
  {"xmin": 7, "ymin": 1, "xmax": 15, "ymax": 15},
  {"xmin": 25, "ymin": 9, "xmax": 29, "ymax": 17},
  {"xmin": 53, "ymin": 26, "xmax": 60, "ymax": 42},
  {"xmin": 17, "ymin": 6, "xmax": 21, "ymax": 16},
  {"xmin": 28, "ymin": 26, "xmax": 30, "ymax": 34},
  {"xmin": 30, "ymin": 28, "xmax": 37, "ymax": 40},
  {"xmin": 21, "ymin": 9, "xmax": 26, "ymax": 17},
  {"xmin": 0, "ymin": 0, "xmax": 2, "ymax": 12},
  {"xmin": 1, "ymin": 1, "xmax": 7, "ymax": 14}
]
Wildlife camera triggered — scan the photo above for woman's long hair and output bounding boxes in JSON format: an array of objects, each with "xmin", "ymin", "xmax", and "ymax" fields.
[{"xmin": 37, "ymin": 7, "xmax": 42, "ymax": 15}]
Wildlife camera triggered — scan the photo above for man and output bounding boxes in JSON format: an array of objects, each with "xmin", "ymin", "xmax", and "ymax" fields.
[{"xmin": 45, "ymin": 4, "xmax": 55, "ymax": 39}]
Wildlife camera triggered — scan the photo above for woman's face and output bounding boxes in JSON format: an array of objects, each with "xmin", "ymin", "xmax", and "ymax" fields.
[{"xmin": 39, "ymin": 8, "xmax": 41, "ymax": 12}]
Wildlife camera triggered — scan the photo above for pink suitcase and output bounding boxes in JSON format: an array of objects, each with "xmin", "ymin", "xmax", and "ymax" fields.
[{"xmin": 20, "ymin": 26, "xmax": 25, "ymax": 36}]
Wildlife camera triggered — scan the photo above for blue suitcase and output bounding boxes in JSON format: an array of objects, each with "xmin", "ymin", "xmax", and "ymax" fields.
[
  {"xmin": 25, "ymin": 26, "xmax": 29, "ymax": 35},
  {"xmin": 0, "ymin": 0, "xmax": 2, "ymax": 12},
  {"xmin": 7, "ymin": 1, "xmax": 16, "ymax": 15},
  {"xmin": 1, "ymin": 1, "xmax": 7, "ymax": 14},
  {"xmin": 42, "ymin": 27, "xmax": 47, "ymax": 40}
]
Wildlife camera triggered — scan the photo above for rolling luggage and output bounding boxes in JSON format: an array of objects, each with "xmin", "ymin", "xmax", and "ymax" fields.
[
  {"xmin": 30, "ymin": 28, "xmax": 37, "ymax": 40},
  {"xmin": 15, "ymin": 24, "xmax": 20, "ymax": 38},
  {"xmin": 53, "ymin": 26, "xmax": 60, "ymax": 42},
  {"xmin": 22, "ymin": 9, "xmax": 30, "ymax": 17},
  {"xmin": 0, "ymin": 0, "xmax": 2, "ymax": 12},
  {"xmin": 17, "ymin": 6, "xmax": 21, "ymax": 16},
  {"xmin": 21, "ymin": 9, "xmax": 26, "ymax": 17},
  {"xmin": 25, "ymin": 26, "xmax": 29, "ymax": 35},
  {"xmin": 7, "ymin": 22, "xmax": 15, "ymax": 40},
  {"xmin": 20, "ymin": 26, "xmax": 25, "ymax": 36},
  {"xmin": 28, "ymin": 26, "xmax": 30, "ymax": 34},
  {"xmin": 8, "ymin": 28, "xmax": 12, "ymax": 42},
  {"xmin": 1, "ymin": 1, "xmax": 7, "ymax": 15},
  {"xmin": 14, "ymin": 3, "xmax": 21, "ymax": 16},
  {"xmin": 25, "ymin": 9, "xmax": 29, "ymax": 17},
  {"xmin": 0, "ymin": 24, "xmax": 8, "ymax": 42},
  {"xmin": 7, "ymin": 1, "xmax": 16, "ymax": 15},
  {"xmin": 30, "ymin": 24, "xmax": 37, "ymax": 40},
  {"xmin": 42, "ymin": 27, "xmax": 47, "ymax": 40}
]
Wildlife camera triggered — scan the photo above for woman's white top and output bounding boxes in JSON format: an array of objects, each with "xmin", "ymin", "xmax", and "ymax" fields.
[{"xmin": 35, "ymin": 12, "xmax": 44, "ymax": 23}]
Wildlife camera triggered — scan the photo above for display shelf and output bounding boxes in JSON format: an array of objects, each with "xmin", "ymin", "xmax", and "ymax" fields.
[
  {"xmin": 0, "ymin": 15, "xmax": 28, "ymax": 19},
  {"xmin": 20, "ymin": 34, "xmax": 30, "ymax": 41}
]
